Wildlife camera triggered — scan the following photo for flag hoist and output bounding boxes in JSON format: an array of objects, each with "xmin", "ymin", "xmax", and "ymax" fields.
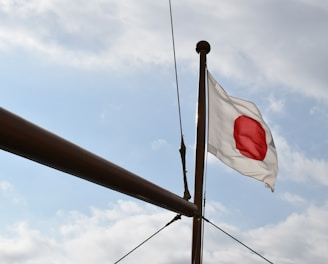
[{"xmin": 192, "ymin": 41, "xmax": 278, "ymax": 264}]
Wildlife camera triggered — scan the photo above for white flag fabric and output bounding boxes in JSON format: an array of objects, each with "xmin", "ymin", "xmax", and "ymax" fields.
[{"xmin": 207, "ymin": 71, "xmax": 278, "ymax": 191}]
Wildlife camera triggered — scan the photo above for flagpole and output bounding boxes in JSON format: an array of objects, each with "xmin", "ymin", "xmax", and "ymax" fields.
[
  {"xmin": 192, "ymin": 40, "xmax": 210, "ymax": 264},
  {"xmin": 0, "ymin": 107, "xmax": 198, "ymax": 217}
]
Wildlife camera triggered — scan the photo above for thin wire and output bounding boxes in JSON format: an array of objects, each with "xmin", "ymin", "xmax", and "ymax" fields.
[
  {"xmin": 203, "ymin": 216, "xmax": 274, "ymax": 264},
  {"xmin": 169, "ymin": 0, "xmax": 183, "ymax": 136},
  {"xmin": 169, "ymin": 0, "xmax": 191, "ymax": 201},
  {"xmin": 114, "ymin": 214, "xmax": 181, "ymax": 264}
]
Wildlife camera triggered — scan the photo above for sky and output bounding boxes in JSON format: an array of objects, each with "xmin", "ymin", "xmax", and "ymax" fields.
[{"xmin": 0, "ymin": 0, "xmax": 328, "ymax": 263}]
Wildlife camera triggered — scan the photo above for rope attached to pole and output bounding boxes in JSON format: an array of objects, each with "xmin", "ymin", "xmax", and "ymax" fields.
[
  {"xmin": 203, "ymin": 216, "xmax": 275, "ymax": 264},
  {"xmin": 114, "ymin": 214, "xmax": 182, "ymax": 264},
  {"xmin": 168, "ymin": 0, "xmax": 191, "ymax": 201}
]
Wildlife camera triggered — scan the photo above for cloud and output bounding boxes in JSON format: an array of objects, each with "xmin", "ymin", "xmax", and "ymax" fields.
[
  {"xmin": 245, "ymin": 203, "xmax": 328, "ymax": 264},
  {"xmin": 267, "ymin": 94, "xmax": 285, "ymax": 113},
  {"xmin": 0, "ymin": 200, "xmax": 191, "ymax": 264},
  {"xmin": 280, "ymin": 192, "xmax": 306, "ymax": 206},
  {"xmin": 0, "ymin": 180, "xmax": 11, "ymax": 192},
  {"xmin": 151, "ymin": 138, "xmax": 168, "ymax": 150},
  {"xmin": 168, "ymin": 0, "xmax": 328, "ymax": 101},
  {"xmin": 0, "ymin": 222, "xmax": 58, "ymax": 264},
  {"xmin": 0, "ymin": 200, "xmax": 327, "ymax": 263},
  {"xmin": 205, "ymin": 200, "xmax": 230, "ymax": 216},
  {"xmin": 0, "ymin": 0, "xmax": 327, "ymax": 101},
  {"xmin": 0, "ymin": 0, "xmax": 172, "ymax": 69},
  {"xmin": 275, "ymin": 133, "xmax": 328, "ymax": 186},
  {"xmin": 0, "ymin": 180, "xmax": 26, "ymax": 206}
]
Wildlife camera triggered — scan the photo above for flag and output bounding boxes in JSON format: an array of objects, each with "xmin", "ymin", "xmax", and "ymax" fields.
[{"xmin": 207, "ymin": 70, "xmax": 278, "ymax": 191}]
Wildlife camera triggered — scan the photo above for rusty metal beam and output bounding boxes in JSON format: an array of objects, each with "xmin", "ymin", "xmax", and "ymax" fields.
[{"xmin": 0, "ymin": 107, "xmax": 197, "ymax": 217}]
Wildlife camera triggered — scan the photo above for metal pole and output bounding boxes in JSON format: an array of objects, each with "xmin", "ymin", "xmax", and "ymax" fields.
[
  {"xmin": 0, "ymin": 107, "xmax": 197, "ymax": 217},
  {"xmin": 191, "ymin": 40, "xmax": 210, "ymax": 264}
]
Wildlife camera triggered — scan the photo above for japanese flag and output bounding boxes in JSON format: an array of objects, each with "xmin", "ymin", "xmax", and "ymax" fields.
[{"xmin": 207, "ymin": 71, "xmax": 278, "ymax": 191}]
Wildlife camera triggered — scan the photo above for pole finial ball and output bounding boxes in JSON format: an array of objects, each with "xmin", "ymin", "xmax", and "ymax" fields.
[{"xmin": 196, "ymin": 41, "xmax": 211, "ymax": 54}]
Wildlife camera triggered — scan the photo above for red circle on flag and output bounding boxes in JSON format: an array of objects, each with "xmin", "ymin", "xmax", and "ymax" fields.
[{"xmin": 233, "ymin": 115, "xmax": 267, "ymax": 161}]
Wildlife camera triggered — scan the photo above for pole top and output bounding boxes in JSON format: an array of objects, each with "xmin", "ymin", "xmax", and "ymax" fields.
[{"xmin": 196, "ymin": 41, "xmax": 210, "ymax": 54}]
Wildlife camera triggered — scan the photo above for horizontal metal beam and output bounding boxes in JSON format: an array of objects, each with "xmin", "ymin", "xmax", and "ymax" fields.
[{"xmin": 0, "ymin": 107, "xmax": 197, "ymax": 217}]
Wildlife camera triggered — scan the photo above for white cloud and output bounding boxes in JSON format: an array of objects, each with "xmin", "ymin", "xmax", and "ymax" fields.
[
  {"xmin": 0, "ymin": 222, "xmax": 59, "ymax": 264},
  {"xmin": 0, "ymin": 180, "xmax": 26, "ymax": 206},
  {"xmin": 0, "ymin": 200, "xmax": 192, "ymax": 264},
  {"xmin": 267, "ymin": 95, "xmax": 285, "ymax": 113},
  {"xmin": 205, "ymin": 200, "xmax": 230, "ymax": 216},
  {"xmin": 0, "ymin": 200, "xmax": 327, "ymax": 263},
  {"xmin": 0, "ymin": 0, "xmax": 172, "ymax": 69},
  {"xmin": 151, "ymin": 138, "xmax": 168, "ymax": 150},
  {"xmin": 0, "ymin": 0, "xmax": 327, "ymax": 101},
  {"xmin": 280, "ymin": 192, "xmax": 306, "ymax": 206},
  {"xmin": 309, "ymin": 104, "xmax": 328, "ymax": 120},
  {"xmin": 0, "ymin": 180, "xmax": 11, "ymax": 192},
  {"xmin": 273, "ymin": 130, "xmax": 328, "ymax": 186},
  {"xmin": 245, "ymin": 203, "xmax": 328, "ymax": 264}
]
